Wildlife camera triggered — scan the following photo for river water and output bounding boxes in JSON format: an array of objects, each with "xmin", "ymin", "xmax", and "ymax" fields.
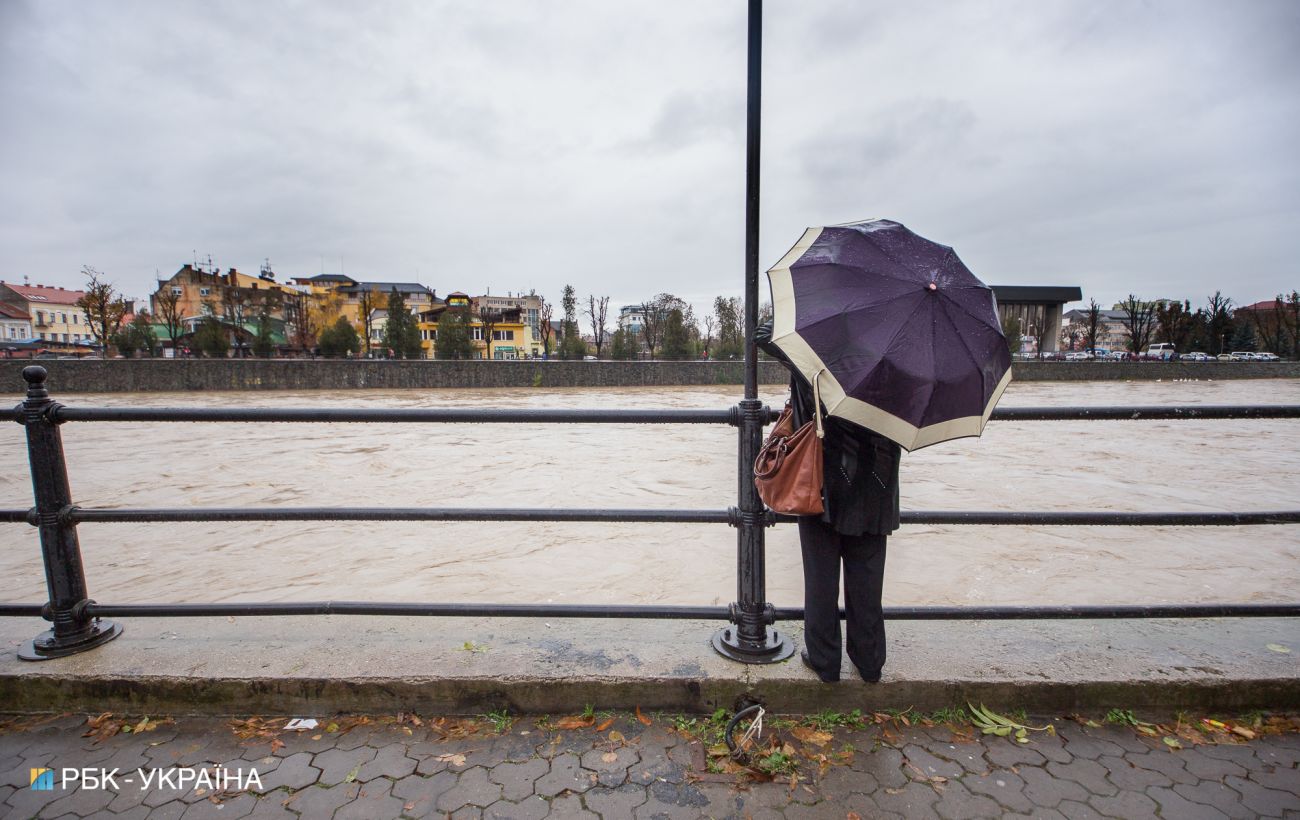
[{"xmin": 1, "ymin": 379, "xmax": 1297, "ymax": 610}]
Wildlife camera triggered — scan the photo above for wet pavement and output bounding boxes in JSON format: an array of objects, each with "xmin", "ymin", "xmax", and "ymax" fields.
[{"xmin": 2, "ymin": 711, "xmax": 1298, "ymax": 819}]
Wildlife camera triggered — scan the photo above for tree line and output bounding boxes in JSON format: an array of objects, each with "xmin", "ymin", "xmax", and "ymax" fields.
[{"xmin": 1060, "ymin": 291, "xmax": 1300, "ymax": 357}]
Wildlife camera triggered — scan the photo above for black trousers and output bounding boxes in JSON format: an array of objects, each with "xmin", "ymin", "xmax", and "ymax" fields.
[{"xmin": 799, "ymin": 516, "xmax": 887, "ymax": 680}]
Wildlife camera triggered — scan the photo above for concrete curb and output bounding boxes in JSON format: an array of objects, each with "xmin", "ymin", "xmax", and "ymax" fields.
[{"xmin": 2, "ymin": 615, "xmax": 1297, "ymax": 716}]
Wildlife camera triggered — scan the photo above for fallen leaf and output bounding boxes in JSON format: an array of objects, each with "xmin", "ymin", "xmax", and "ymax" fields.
[
  {"xmin": 791, "ymin": 727, "xmax": 833, "ymax": 747},
  {"xmin": 1231, "ymin": 726, "xmax": 1256, "ymax": 740},
  {"xmin": 595, "ymin": 718, "xmax": 616, "ymax": 732},
  {"xmin": 270, "ymin": 738, "xmax": 286, "ymax": 754},
  {"xmin": 311, "ymin": 734, "xmax": 323, "ymax": 741},
  {"xmin": 554, "ymin": 715, "xmax": 595, "ymax": 730},
  {"xmin": 344, "ymin": 763, "xmax": 362, "ymax": 783},
  {"xmin": 1266, "ymin": 643, "xmax": 1291, "ymax": 654},
  {"xmin": 609, "ymin": 730, "xmax": 626, "ymax": 743},
  {"xmin": 636, "ymin": 706, "xmax": 653, "ymax": 726},
  {"xmin": 1163, "ymin": 737, "xmax": 1182, "ymax": 750},
  {"xmin": 436, "ymin": 753, "xmax": 467, "ymax": 767},
  {"xmin": 848, "ymin": 814, "xmax": 861, "ymax": 820},
  {"xmin": 601, "ymin": 752, "xmax": 618, "ymax": 763}
]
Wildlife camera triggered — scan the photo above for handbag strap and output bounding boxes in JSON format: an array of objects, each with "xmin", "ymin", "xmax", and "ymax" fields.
[{"xmin": 812, "ymin": 368, "xmax": 825, "ymax": 440}]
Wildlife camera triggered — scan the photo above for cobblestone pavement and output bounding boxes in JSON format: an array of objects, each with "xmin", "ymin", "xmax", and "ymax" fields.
[{"xmin": 2, "ymin": 712, "xmax": 1298, "ymax": 819}]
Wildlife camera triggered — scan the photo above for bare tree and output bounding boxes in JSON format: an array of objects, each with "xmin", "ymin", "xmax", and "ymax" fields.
[
  {"xmin": 640, "ymin": 293, "xmax": 687, "ymax": 359},
  {"xmin": 586, "ymin": 294, "xmax": 610, "ymax": 359},
  {"xmin": 357, "ymin": 286, "xmax": 382, "ymax": 356},
  {"xmin": 702, "ymin": 314, "xmax": 716, "ymax": 357},
  {"xmin": 284, "ymin": 290, "xmax": 317, "ymax": 354},
  {"xmin": 154, "ymin": 282, "xmax": 185, "ymax": 355},
  {"xmin": 74, "ymin": 266, "xmax": 128, "ymax": 358},
  {"xmin": 1155, "ymin": 300, "xmax": 1196, "ymax": 352},
  {"xmin": 539, "ymin": 300, "xmax": 554, "ymax": 356},
  {"xmin": 477, "ymin": 305, "xmax": 502, "ymax": 360},
  {"xmin": 1083, "ymin": 299, "xmax": 1103, "ymax": 353},
  {"xmin": 1119, "ymin": 294, "xmax": 1157, "ymax": 355}
]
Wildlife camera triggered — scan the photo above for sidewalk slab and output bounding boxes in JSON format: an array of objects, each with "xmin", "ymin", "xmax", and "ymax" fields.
[
  {"xmin": 1, "ymin": 614, "xmax": 1297, "ymax": 715},
  {"xmin": 3, "ymin": 711, "xmax": 1298, "ymax": 819}
]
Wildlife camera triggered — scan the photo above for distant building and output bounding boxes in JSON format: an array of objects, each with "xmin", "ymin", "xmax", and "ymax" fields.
[
  {"xmin": 618, "ymin": 304, "xmax": 646, "ymax": 333},
  {"xmin": 0, "ymin": 301, "xmax": 33, "ymax": 343},
  {"xmin": 0, "ymin": 281, "xmax": 94, "ymax": 354},
  {"xmin": 991, "ymin": 286, "xmax": 1082, "ymax": 354},
  {"xmin": 1061, "ymin": 308, "xmax": 1133, "ymax": 352},
  {"xmin": 415, "ymin": 292, "xmax": 541, "ymax": 359},
  {"xmin": 473, "ymin": 291, "xmax": 543, "ymax": 337}
]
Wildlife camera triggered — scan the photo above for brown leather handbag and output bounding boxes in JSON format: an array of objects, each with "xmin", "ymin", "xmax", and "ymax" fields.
[{"xmin": 754, "ymin": 370, "xmax": 825, "ymax": 515}]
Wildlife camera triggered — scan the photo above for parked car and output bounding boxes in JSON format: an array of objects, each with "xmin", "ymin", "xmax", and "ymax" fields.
[
  {"xmin": 1229, "ymin": 351, "xmax": 1254, "ymax": 361},
  {"xmin": 1064, "ymin": 351, "xmax": 1090, "ymax": 361},
  {"xmin": 1143, "ymin": 343, "xmax": 1176, "ymax": 360},
  {"xmin": 1182, "ymin": 351, "xmax": 1210, "ymax": 362},
  {"xmin": 1217, "ymin": 353, "xmax": 1234, "ymax": 361},
  {"xmin": 1255, "ymin": 352, "xmax": 1281, "ymax": 362}
]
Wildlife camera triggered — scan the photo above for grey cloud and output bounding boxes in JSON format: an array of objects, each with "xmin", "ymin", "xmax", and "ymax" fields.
[{"xmin": 0, "ymin": 0, "xmax": 1296, "ymax": 311}]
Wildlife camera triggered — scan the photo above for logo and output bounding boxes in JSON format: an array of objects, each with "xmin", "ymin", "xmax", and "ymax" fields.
[{"xmin": 30, "ymin": 768, "xmax": 54, "ymax": 790}]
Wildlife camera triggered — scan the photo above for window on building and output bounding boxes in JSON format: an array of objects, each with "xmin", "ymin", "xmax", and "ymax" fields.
[
  {"xmin": 60, "ymin": 313, "xmax": 67, "ymax": 323},
  {"xmin": 171, "ymin": 287, "xmax": 183, "ymax": 297},
  {"xmin": 199, "ymin": 287, "xmax": 210, "ymax": 297},
  {"xmin": 492, "ymin": 330, "xmax": 514, "ymax": 341},
  {"xmin": 472, "ymin": 328, "xmax": 483, "ymax": 340},
  {"xmin": 36, "ymin": 311, "xmax": 45, "ymax": 325}
]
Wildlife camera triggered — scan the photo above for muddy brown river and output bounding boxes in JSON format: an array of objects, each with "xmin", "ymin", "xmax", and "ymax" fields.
[{"xmin": 1, "ymin": 379, "xmax": 1297, "ymax": 610}]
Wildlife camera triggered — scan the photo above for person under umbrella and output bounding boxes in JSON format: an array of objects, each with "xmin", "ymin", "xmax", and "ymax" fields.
[
  {"xmin": 757, "ymin": 218, "xmax": 1011, "ymax": 684},
  {"xmin": 757, "ymin": 322, "xmax": 899, "ymax": 683}
]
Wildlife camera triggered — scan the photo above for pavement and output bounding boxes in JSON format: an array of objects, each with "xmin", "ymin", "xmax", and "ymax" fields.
[
  {"xmin": 2, "ymin": 615, "xmax": 1298, "ymax": 716},
  {"xmin": 2, "ymin": 710, "xmax": 1299, "ymax": 819}
]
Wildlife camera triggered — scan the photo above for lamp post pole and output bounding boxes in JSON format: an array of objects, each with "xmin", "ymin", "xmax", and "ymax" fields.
[{"xmin": 713, "ymin": 0, "xmax": 794, "ymax": 664}]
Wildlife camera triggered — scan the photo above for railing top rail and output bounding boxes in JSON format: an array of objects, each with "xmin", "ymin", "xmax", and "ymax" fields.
[
  {"xmin": 35, "ymin": 406, "xmax": 741, "ymax": 425},
  {"xmin": 12, "ymin": 403, "xmax": 1300, "ymax": 425},
  {"xmin": 2, "ymin": 506, "xmax": 1296, "ymax": 527}
]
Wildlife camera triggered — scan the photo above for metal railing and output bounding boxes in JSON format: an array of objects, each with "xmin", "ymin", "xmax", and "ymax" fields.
[
  {"xmin": 4, "ymin": 0, "xmax": 1299, "ymax": 662},
  {"xmin": 4, "ymin": 363, "xmax": 1300, "ymax": 662}
]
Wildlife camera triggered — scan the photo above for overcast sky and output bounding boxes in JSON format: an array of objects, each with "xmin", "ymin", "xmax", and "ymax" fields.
[{"xmin": 1, "ymin": 0, "xmax": 1297, "ymax": 317}]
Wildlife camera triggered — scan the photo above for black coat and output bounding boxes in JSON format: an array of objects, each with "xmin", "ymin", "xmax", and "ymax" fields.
[{"xmin": 755, "ymin": 321, "xmax": 901, "ymax": 537}]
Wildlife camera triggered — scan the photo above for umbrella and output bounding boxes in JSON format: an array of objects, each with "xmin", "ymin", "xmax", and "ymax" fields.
[{"xmin": 766, "ymin": 218, "xmax": 1011, "ymax": 451}]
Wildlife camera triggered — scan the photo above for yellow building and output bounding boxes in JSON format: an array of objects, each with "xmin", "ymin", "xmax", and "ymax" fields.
[
  {"xmin": 0, "ymin": 281, "xmax": 95, "ymax": 354},
  {"xmin": 415, "ymin": 293, "xmax": 542, "ymax": 360},
  {"xmin": 292, "ymin": 275, "xmax": 435, "ymax": 346}
]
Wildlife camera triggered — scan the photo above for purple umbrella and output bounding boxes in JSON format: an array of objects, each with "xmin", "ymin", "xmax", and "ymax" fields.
[{"xmin": 766, "ymin": 219, "xmax": 1011, "ymax": 451}]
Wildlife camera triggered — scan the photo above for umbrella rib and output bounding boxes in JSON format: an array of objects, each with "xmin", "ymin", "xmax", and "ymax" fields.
[
  {"xmin": 936, "ymin": 296, "xmax": 988, "ymax": 412},
  {"xmin": 785, "ymin": 288, "xmax": 926, "ymax": 341},
  {"xmin": 839, "ymin": 292, "xmax": 931, "ymax": 398},
  {"xmin": 796, "ymin": 259, "xmax": 918, "ymax": 289},
  {"xmin": 937, "ymin": 290, "xmax": 1004, "ymax": 333}
]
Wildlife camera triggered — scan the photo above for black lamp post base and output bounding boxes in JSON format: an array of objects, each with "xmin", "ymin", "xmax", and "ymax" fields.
[
  {"xmin": 711, "ymin": 625, "xmax": 795, "ymax": 664},
  {"xmin": 18, "ymin": 619, "xmax": 123, "ymax": 661}
]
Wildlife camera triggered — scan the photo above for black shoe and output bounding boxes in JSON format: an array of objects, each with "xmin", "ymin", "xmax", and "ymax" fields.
[
  {"xmin": 800, "ymin": 649, "xmax": 839, "ymax": 683},
  {"xmin": 857, "ymin": 666, "xmax": 882, "ymax": 684}
]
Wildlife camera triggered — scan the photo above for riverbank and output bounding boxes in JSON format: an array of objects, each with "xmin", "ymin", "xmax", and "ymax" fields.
[{"xmin": 2, "ymin": 359, "xmax": 1297, "ymax": 393}]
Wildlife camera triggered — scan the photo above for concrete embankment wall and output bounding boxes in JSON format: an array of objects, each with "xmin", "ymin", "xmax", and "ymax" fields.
[{"xmin": 1, "ymin": 359, "xmax": 1297, "ymax": 393}]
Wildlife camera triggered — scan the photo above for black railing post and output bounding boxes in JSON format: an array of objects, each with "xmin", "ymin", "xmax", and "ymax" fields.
[
  {"xmin": 16, "ymin": 366, "xmax": 121, "ymax": 660},
  {"xmin": 712, "ymin": 0, "xmax": 793, "ymax": 664}
]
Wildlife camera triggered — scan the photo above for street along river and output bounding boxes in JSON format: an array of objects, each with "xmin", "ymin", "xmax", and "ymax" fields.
[{"xmin": 1, "ymin": 379, "xmax": 1297, "ymax": 611}]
